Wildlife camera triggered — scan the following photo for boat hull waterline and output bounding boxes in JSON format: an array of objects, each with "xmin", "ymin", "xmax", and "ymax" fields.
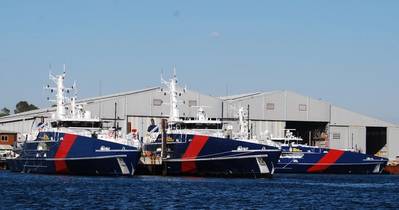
[
  {"xmin": 7, "ymin": 132, "xmax": 141, "ymax": 176},
  {"xmin": 275, "ymin": 146, "xmax": 388, "ymax": 174},
  {"xmin": 144, "ymin": 134, "xmax": 282, "ymax": 178}
]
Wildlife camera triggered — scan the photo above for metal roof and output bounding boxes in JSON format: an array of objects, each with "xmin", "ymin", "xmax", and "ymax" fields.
[
  {"xmin": 219, "ymin": 92, "xmax": 262, "ymax": 101},
  {"xmin": 0, "ymin": 87, "xmax": 160, "ymax": 123},
  {"xmin": 222, "ymin": 90, "xmax": 397, "ymax": 126},
  {"xmin": 0, "ymin": 129, "xmax": 17, "ymax": 134},
  {"xmin": 220, "ymin": 90, "xmax": 283, "ymax": 101},
  {"xmin": 0, "ymin": 108, "xmax": 54, "ymax": 122},
  {"xmin": 0, "ymin": 145, "xmax": 13, "ymax": 150},
  {"xmin": 78, "ymin": 86, "xmax": 160, "ymax": 103}
]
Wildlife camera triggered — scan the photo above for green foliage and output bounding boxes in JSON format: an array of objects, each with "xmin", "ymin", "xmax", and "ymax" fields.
[
  {"xmin": 0, "ymin": 107, "xmax": 10, "ymax": 117},
  {"xmin": 14, "ymin": 101, "xmax": 39, "ymax": 114}
]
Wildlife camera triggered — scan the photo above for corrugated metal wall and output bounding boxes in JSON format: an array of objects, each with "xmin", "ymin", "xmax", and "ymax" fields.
[
  {"xmin": 329, "ymin": 126, "xmax": 367, "ymax": 152},
  {"xmin": 0, "ymin": 88, "xmax": 398, "ymax": 159},
  {"xmin": 1, "ymin": 119, "xmax": 37, "ymax": 134},
  {"xmin": 387, "ymin": 127, "xmax": 399, "ymax": 160},
  {"xmin": 82, "ymin": 88, "xmax": 222, "ymax": 136},
  {"xmin": 224, "ymin": 91, "xmax": 330, "ymax": 122}
]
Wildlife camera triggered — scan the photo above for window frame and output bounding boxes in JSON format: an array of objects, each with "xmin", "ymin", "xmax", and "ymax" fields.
[
  {"xmin": 152, "ymin": 99, "xmax": 163, "ymax": 106},
  {"xmin": 266, "ymin": 103, "xmax": 275, "ymax": 111},
  {"xmin": 332, "ymin": 133, "xmax": 341, "ymax": 140},
  {"xmin": 299, "ymin": 104, "xmax": 307, "ymax": 112},
  {"xmin": 1, "ymin": 135, "xmax": 8, "ymax": 142}
]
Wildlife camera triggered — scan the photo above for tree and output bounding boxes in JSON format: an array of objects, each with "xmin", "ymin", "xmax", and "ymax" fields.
[
  {"xmin": 14, "ymin": 101, "xmax": 39, "ymax": 114},
  {"xmin": 0, "ymin": 107, "xmax": 10, "ymax": 117}
]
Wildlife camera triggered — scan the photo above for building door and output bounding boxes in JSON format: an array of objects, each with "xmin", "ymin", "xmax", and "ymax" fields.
[{"xmin": 366, "ymin": 127, "xmax": 387, "ymax": 155}]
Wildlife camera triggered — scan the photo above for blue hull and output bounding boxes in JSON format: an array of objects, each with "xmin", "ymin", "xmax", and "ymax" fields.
[
  {"xmin": 143, "ymin": 134, "xmax": 281, "ymax": 178},
  {"xmin": 275, "ymin": 145, "xmax": 388, "ymax": 174},
  {"xmin": 7, "ymin": 132, "xmax": 141, "ymax": 176}
]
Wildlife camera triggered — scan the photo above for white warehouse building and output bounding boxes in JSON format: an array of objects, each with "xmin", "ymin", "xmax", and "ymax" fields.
[
  {"xmin": 222, "ymin": 91, "xmax": 399, "ymax": 161},
  {"xmin": 0, "ymin": 87, "xmax": 398, "ymax": 161},
  {"xmin": 0, "ymin": 86, "xmax": 222, "ymax": 141}
]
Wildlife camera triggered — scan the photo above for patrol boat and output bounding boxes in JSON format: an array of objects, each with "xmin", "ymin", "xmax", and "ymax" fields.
[
  {"xmin": 7, "ymin": 70, "xmax": 141, "ymax": 175},
  {"xmin": 142, "ymin": 70, "xmax": 281, "ymax": 178},
  {"xmin": 271, "ymin": 130, "xmax": 388, "ymax": 174}
]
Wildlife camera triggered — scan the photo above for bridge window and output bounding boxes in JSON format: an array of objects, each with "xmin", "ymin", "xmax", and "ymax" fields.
[
  {"xmin": 1, "ymin": 135, "xmax": 8, "ymax": 142},
  {"xmin": 51, "ymin": 121, "xmax": 103, "ymax": 128}
]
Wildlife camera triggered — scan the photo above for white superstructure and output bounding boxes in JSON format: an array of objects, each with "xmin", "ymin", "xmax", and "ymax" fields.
[
  {"xmin": 145, "ymin": 70, "xmax": 280, "ymax": 149},
  {"xmin": 30, "ymin": 68, "xmax": 140, "ymax": 148}
]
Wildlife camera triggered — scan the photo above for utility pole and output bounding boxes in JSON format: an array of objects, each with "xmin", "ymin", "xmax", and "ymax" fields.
[
  {"xmin": 247, "ymin": 104, "xmax": 250, "ymax": 139},
  {"xmin": 161, "ymin": 119, "xmax": 168, "ymax": 175},
  {"xmin": 114, "ymin": 102, "xmax": 117, "ymax": 139}
]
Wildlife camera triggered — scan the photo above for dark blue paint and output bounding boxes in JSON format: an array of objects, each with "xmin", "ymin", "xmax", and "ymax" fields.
[
  {"xmin": 8, "ymin": 132, "xmax": 141, "ymax": 175},
  {"xmin": 276, "ymin": 145, "xmax": 388, "ymax": 174},
  {"xmin": 144, "ymin": 134, "xmax": 281, "ymax": 177}
]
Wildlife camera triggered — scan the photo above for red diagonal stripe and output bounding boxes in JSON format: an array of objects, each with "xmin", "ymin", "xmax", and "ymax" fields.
[
  {"xmin": 181, "ymin": 135, "xmax": 209, "ymax": 173},
  {"xmin": 54, "ymin": 134, "xmax": 77, "ymax": 174},
  {"xmin": 307, "ymin": 149, "xmax": 345, "ymax": 173}
]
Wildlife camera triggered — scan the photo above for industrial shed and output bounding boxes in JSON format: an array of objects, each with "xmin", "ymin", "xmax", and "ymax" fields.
[
  {"xmin": 0, "ymin": 87, "xmax": 398, "ymax": 161},
  {"xmin": 0, "ymin": 86, "xmax": 223, "ymax": 140},
  {"xmin": 79, "ymin": 87, "xmax": 222, "ymax": 136},
  {"xmin": 222, "ymin": 90, "xmax": 399, "ymax": 160}
]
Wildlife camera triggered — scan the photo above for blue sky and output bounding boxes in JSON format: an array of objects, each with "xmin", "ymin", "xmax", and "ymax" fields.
[{"xmin": 0, "ymin": 0, "xmax": 398, "ymax": 123}]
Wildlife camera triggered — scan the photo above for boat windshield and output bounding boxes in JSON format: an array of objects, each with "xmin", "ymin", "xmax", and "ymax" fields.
[
  {"xmin": 170, "ymin": 122, "xmax": 222, "ymax": 130},
  {"xmin": 51, "ymin": 120, "xmax": 103, "ymax": 129}
]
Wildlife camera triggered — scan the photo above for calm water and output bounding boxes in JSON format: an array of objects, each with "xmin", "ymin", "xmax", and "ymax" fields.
[{"xmin": 1, "ymin": 171, "xmax": 398, "ymax": 210}]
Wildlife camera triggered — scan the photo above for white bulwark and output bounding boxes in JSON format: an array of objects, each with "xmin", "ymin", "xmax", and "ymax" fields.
[{"xmin": 1, "ymin": 87, "xmax": 398, "ymax": 161}]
